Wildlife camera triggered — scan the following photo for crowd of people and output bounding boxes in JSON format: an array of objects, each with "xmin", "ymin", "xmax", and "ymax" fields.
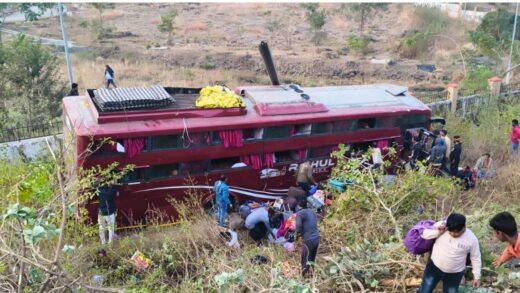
[
  {"xmin": 213, "ymin": 161, "xmax": 323, "ymax": 277},
  {"xmin": 405, "ymin": 123, "xmax": 514, "ymax": 190}
]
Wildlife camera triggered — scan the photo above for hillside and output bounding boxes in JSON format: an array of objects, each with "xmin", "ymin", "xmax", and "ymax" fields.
[{"xmin": 5, "ymin": 3, "xmax": 481, "ymax": 90}]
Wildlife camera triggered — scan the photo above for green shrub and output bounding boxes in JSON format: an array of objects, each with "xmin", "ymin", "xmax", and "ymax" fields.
[
  {"xmin": 461, "ymin": 65, "xmax": 495, "ymax": 93},
  {"xmin": 399, "ymin": 7, "xmax": 448, "ymax": 60},
  {"xmin": 346, "ymin": 34, "xmax": 370, "ymax": 56}
]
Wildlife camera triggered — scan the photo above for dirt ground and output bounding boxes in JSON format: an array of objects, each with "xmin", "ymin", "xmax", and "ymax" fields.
[{"xmin": 8, "ymin": 3, "xmax": 474, "ymax": 88}]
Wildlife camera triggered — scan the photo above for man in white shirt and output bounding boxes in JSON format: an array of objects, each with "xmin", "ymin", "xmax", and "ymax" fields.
[{"xmin": 417, "ymin": 213, "xmax": 481, "ymax": 293}]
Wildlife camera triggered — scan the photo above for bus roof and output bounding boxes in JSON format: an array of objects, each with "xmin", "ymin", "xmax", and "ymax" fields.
[{"xmin": 63, "ymin": 84, "xmax": 430, "ymax": 138}]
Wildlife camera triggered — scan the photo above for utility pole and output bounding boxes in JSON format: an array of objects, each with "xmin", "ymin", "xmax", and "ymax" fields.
[
  {"xmin": 506, "ymin": 2, "xmax": 519, "ymax": 85},
  {"xmin": 59, "ymin": 4, "xmax": 74, "ymax": 87}
]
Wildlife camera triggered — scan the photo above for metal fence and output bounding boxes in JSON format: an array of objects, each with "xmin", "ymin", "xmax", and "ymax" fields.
[
  {"xmin": 414, "ymin": 90, "xmax": 446, "ymax": 104},
  {"xmin": 0, "ymin": 121, "xmax": 62, "ymax": 143}
]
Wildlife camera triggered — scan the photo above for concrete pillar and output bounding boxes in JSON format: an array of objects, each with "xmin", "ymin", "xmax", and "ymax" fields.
[
  {"xmin": 488, "ymin": 76, "xmax": 502, "ymax": 96},
  {"xmin": 447, "ymin": 83, "xmax": 459, "ymax": 113}
]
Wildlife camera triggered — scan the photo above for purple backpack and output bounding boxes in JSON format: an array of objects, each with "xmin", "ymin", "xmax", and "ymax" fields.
[{"xmin": 403, "ymin": 220, "xmax": 436, "ymax": 255}]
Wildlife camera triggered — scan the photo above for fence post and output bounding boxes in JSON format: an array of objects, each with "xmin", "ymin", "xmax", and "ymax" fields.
[
  {"xmin": 447, "ymin": 83, "xmax": 459, "ymax": 113},
  {"xmin": 488, "ymin": 76, "xmax": 502, "ymax": 96}
]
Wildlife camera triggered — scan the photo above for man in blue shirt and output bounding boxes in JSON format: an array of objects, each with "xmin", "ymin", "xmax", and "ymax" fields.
[
  {"xmin": 98, "ymin": 182, "xmax": 119, "ymax": 244},
  {"xmin": 215, "ymin": 175, "xmax": 230, "ymax": 227}
]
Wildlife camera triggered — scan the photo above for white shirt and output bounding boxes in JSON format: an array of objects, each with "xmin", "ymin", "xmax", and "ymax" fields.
[
  {"xmin": 422, "ymin": 221, "xmax": 482, "ymax": 279},
  {"xmin": 105, "ymin": 71, "xmax": 113, "ymax": 80},
  {"xmin": 372, "ymin": 147, "xmax": 383, "ymax": 165},
  {"xmin": 226, "ymin": 229, "xmax": 240, "ymax": 249}
]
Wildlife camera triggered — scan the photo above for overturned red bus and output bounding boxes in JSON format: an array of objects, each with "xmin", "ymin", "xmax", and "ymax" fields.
[
  {"xmin": 62, "ymin": 43, "xmax": 437, "ymax": 226},
  {"xmin": 63, "ymin": 82, "xmax": 434, "ymax": 226}
]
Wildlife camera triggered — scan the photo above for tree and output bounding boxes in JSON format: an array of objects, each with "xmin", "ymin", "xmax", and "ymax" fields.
[
  {"xmin": 349, "ymin": 3, "xmax": 388, "ymax": 35},
  {"xmin": 90, "ymin": 3, "xmax": 115, "ymax": 39},
  {"xmin": 470, "ymin": 8, "xmax": 520, "ymax": 62},
  {"xmin": 302, "ymin": 3, "xmax": 327, "ymax": 45},
  {"xmin": 0, "ymin": 4, "xmax": 55, "ymax": 46},
  {"xmin": 0, "ymin": 35, "xmax": 66, "ymax": 128},
  {"xmin": 157, "ymin": 8, "xmax": 179, "ymax": 45}
]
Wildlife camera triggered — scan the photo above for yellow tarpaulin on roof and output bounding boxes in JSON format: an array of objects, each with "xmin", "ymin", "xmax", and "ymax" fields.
[{"xmin": 195, "ymin": 86, "xmax": 244, "ymax": 109}]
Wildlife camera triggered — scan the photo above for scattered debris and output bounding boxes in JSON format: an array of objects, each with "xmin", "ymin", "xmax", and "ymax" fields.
[
  {"xmin": 370, "ymin": 59, "xmax": 395, "ymax": 65},
  {"xmin": 416, "ymin": 64, "xmax": 436, "ymax": 72},
  {"xmin": 130, "ymin": 250, "xmax": 151, "ymax": 270}
]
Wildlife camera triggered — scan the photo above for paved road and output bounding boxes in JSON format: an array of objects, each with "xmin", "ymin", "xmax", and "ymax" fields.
[{"xmin": 0, "ymin": 27, "xmax": 82, "ymax": 49}]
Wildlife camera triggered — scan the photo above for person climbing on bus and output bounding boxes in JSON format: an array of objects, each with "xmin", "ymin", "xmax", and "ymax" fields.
[
  {"xmin": 296, "ymin": 161, "xmax": 317, "ymax": 193},
  {"xmin": 68, "ymin": 82, "xmax": 79, "ymax": 96},
  {"xmin": 215, "ymin": 175, "xmax": 230, "ymax": 227}
]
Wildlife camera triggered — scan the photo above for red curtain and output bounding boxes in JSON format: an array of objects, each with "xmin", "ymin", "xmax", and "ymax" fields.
[
  {"xmin": 219, "ymin": 130, "xmax": 243, "ymax": 148},
  {"xmin": 123, "ymin": 138, "xmax": 145, "ymax": 158},
  {"xmin": 377, "ymin": 139, "xmax": 389, "ymax": 150},
  {"xmin": 298, "ymin": 149, "xmax": 307, "ymax": 160},
  {"xmin": 240, "ymin": 154, "xmax": 262, "ymax": 170},
  {"xmin": 264, "ymin": 153, "xmax": 275, "ymax": 168}
]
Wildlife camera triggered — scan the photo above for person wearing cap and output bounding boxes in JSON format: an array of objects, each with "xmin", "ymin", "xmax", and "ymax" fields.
[
  {"xmin": 68, "ymin": 83, "xmax": 79, "ymax": 96},
  {"xmin": 449, "ymin": 136, "xmax": 462, "ymax": 176}
]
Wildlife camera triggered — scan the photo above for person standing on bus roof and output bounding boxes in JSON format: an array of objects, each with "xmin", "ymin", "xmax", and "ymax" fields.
[
  {"xmin": 105, "ymin": 65, "xmax": 117, "ymax": 89},
  {"xmin": 98, "ymin": 181, "xmax": 119, "ymax": 245},
  {"xmin": 296, "ymin": 161, "xmax": 317, "ymax": 193},
  {"xmin": 215, "ymin": 175, "xmax": 230, "ymax": 227}
]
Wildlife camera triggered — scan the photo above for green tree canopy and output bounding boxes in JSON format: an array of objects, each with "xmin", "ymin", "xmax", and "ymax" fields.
[
  {"xmin": 471, "ymin": 8, "xmax": 520, "ymax": 61},
  {"xmin": 0, "ymin": 35, "xmax": 66, "ymax": 129},
  {"xmin": 157, "ymin": 8, "xmax": 178, "ymax": 45}
]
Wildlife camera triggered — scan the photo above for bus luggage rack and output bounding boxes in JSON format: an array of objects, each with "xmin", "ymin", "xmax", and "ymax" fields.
[
  {"xmin": 92, "ymin": 85, "xmax": 176, "ymax": 112},
  {"xmin": 0, "ymin": 121, "xmax": 62, "ymax": 143}
]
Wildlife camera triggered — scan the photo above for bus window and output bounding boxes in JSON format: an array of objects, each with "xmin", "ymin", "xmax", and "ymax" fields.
[
  {"xmin": 179, "ymin": 160, "xmax": 209, "ymax": 175},
  {"xmin": 312, "ymin": 122, "xmax": 333, "ymax": 134},
  {"xmin": 243, "ymin": 128, "xmax": 263, "ymax": 141},
  {"xmin": 376, "ymin": 117, "xmax": 397, "ymax": 128},
  {"xmin": 182, "ymin": 132, "xmax": 210, "ymax": 148},
  {"xmin": 121, "ymin": 168, "xmax": 145, "ymax": 183},
  {"xmin": 264, "ymin": 126, "xmax": 292, "ymax": 140},
  {"xmin": 274, "ymin": 150, "xmax": 301, "ymax": 163},
  {"xmin": 309, "ymin": 146, "xmax": 333, "ymax": 158},
  {"xmin": 90, "ymin": 139, "xmax": 119, "ymax": 156},
  {"xmin": 211, "ymin": 132, "xmax": 222, "ymax": 145},
  {"xmin": 293, "ymin": 124, "xmax": 311, "ymax": 136},
  {"xmin": 333, "ymin": 120, "xmax": 357, "ymax": 133},
  {"xmin": 151, "ymin": 135, "xmax": 179, "ymax": 150},
  {"xmin": 358, "ymin": 118, "xmax": 376, "ymax": 129},
  {"xmin": 211, "ymin": 157, "xmax": 246, "ymax": 171},
  {"xmin": 148, "ymin": 163, "xmax": 179, "ymax": 180}
]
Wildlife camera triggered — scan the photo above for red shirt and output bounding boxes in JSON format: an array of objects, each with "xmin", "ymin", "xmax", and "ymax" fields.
[{"xmin": 511, "ymin": 126, "xmax": 520, "ymax": 143}]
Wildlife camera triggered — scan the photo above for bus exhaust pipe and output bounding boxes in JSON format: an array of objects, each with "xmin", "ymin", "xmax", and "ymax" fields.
[{"xmin": 259, "ymin": 41, "xmax": 280, "ymax": 86}]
